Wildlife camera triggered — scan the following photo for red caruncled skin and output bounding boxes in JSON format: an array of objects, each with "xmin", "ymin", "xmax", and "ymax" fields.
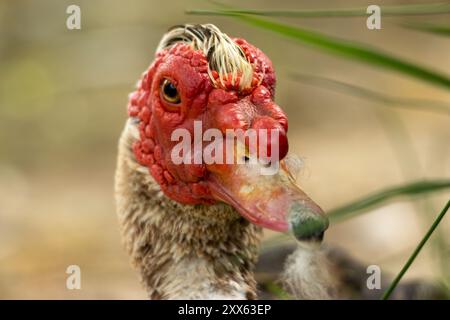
[{"xmin": 128, "ymin": 38, "xmax": 289, "ymax": 205}]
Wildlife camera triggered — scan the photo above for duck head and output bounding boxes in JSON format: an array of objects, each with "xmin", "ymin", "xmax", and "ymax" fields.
[{"xmin": 127, "ymin": 24, "xmax": 328, "ymax": 242}]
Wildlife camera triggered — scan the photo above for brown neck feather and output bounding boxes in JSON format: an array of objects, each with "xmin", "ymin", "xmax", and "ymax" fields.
[{"xmin": 115, "ymin": 122, "xmax": 262, "ymax": 299}]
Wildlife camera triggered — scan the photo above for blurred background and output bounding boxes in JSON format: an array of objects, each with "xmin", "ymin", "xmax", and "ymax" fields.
[{"xmin": 0, "ymin": 0, "xmax": 449, "ymax": 299}]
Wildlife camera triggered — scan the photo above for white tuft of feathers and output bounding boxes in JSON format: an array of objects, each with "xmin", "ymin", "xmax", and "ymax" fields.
[
  {"xmin": 157, "ymin": 24, "xmax": 254, "ymax": 90},
  {"xmin": 283, "ymin": 154, "xmax": 305, "ymax": 182},
  {"xmin": 282, "ymin": 246, "xmax": 339, "ymax": 300}
]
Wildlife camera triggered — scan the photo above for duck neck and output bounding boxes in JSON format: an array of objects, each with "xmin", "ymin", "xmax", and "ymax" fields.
[{"xmin": 115, "ymin": 124, "xmax": 262, "ymax": 299}]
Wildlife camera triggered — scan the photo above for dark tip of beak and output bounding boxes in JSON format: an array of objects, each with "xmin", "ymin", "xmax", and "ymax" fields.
[
  {"xmin": 289, "ymin": 202, "xmax": 329, "ymax": 243},
  {"xmin": 295, "ymin": 229, "xmax": 325, "ymax": 242}
]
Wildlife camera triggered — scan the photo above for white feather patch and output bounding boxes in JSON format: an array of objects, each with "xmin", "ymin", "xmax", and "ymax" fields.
[{"xmin": 157, "ymin": 24, "xmax": 254, "ymax": 90}]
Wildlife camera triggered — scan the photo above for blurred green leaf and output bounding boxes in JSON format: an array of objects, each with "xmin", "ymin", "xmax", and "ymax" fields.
[
  {"xmin": 290, "ymin": 73, "xmax": 450, "ymax": 115},
  {"xmin": 329, "ymin": 180, "xmax": 450, "ymax": 223},
  {"xmin": 188, "ymin": 8, "xmax": 450, "ymax": 90},
  {"xmin": 263, "ymin": 281, "xmax": 292, "ymax": 300},
  {"xmin": 402, "ymin": 22, "xmax": 450, "ymax": 37},
  {"xmin": 382, "ymin": 199, "xmax": 450, "ymax": 300},
  {"xmin": 188, "ymin": 3, "xmax": 450, "ymax": 18}
]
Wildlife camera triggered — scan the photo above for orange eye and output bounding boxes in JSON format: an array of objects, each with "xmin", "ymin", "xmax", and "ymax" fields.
[{"xmin": 161, "ymin": 79, "xmax": 181, "ymax": 104}]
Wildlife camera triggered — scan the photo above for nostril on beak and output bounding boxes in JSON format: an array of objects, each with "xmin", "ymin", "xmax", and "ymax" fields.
[
  {"xmin": 289, "ymin": 202, "xmax": 329, "ymax": 243},
  {"xmin": 295, "ymin": 229, "xmax": 325, "ymax": 243}
]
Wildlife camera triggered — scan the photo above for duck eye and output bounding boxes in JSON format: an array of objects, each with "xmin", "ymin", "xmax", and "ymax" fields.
[{"xmin": 161, "ymin": 79, "xmax": 181, "ymax": 104}]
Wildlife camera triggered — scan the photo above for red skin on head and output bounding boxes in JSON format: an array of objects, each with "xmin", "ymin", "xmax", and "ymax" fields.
[{"xmin": 128, "ymin": 38, "xmax": 288, "ymax": 204}]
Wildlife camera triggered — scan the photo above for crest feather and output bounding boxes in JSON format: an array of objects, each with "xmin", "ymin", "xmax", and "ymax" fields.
[{"xmin": 157, "ymin": 24, "xmax": 254, "ymax": 90}]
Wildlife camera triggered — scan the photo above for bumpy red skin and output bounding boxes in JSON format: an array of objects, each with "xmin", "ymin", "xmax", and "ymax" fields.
[{"xmin": 128, "ymin": 38, "xmax": 289, "ymax": 204}]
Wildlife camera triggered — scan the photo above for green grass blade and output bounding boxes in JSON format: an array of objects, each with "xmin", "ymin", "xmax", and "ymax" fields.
[
  {"xmin": 243, "ymin": 16, "xmax": 450, "ymax": 90},
  {"xmin": 402, "ymin": 22, "xmax": 450, "ymax": 37},
  {"xmin": 329, "ymin": 180, "xmax": 450, "ymax": 223},
  {"xmin": 188, "ymin": 3, "xmax": 450, "ymax": 18},
  {"xmin": 188, "ymin": 9, "xmax": 450, "ymax": 90},
  {"xmin": 290, "ymin": 73, "xmax": 450, "ymax": 115},
  {"xmin": 382, "ymin": 199, "xmax": 450, "ymax": 300}
]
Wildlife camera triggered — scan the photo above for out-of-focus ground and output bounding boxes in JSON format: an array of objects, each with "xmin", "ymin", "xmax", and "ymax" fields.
[{"xmin": 0, "ymin": 0, "xmax": 449, "ymax": 299}]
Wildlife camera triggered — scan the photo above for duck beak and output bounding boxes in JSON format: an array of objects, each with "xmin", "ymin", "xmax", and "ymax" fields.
[{"xmin": 206, "ymin": 143, "xmax": 328, "ymax": 243}]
